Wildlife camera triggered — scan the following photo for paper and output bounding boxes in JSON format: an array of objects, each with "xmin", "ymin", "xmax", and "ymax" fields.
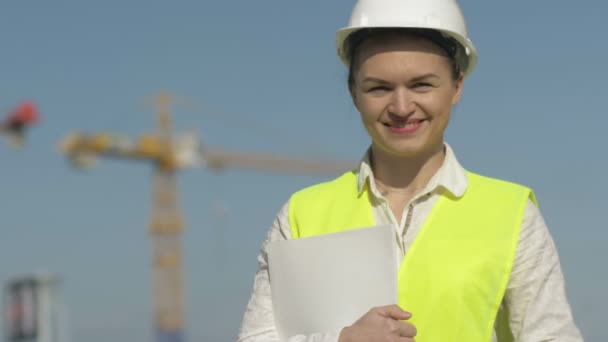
[{"xmin": 267, "ymin": 225, "xmax": 398, "ymax": 341}]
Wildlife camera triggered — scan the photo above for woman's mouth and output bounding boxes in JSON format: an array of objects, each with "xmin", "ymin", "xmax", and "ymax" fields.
[{"xmin": 383, "ymin": 119, "xmax": 426, "ymax": 135}]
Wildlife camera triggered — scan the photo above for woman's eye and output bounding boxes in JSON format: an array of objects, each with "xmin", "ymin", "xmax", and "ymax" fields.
[{"xmin": 368, "ymin": 86, "xmax": 390, "ymax": 92}]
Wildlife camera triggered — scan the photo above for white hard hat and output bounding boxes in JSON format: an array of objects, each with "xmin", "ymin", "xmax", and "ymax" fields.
[{"xmin": 336, "ymin": 0, "xmax": 478, "ymax": 77}]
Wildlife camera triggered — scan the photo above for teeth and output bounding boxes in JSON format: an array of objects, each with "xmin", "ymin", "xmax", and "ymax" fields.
[
  {"xmin": 394, "ymin": 121, "xmax": 420, "ymax": 128},
  {"xmin": 383, "ymin": 120, "xmax": 424, "ymax": 128}
]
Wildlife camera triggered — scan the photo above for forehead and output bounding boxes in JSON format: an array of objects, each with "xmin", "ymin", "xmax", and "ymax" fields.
[{"xmin": 354, "ymin": 35, "xmax": 452, "ymax": 76}]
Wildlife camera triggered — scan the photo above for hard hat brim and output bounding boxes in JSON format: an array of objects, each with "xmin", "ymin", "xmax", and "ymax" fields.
[{"xmin": 336, "ymin": 26, "xmax": 478, "ymax": 78}]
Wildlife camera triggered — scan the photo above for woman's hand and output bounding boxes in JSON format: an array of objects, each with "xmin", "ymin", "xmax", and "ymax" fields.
[{"xmin": 338, "ymin": 305, "xmax": 417, "ymax": 342}]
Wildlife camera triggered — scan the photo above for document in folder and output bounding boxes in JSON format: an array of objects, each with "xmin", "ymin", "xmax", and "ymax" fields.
[{"xmin": 267, "ymin": 225, "xmax": 398, "ymax": 340}]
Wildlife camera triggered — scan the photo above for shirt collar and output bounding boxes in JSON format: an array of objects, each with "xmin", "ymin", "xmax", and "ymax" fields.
[{"xmin": 356, "ymin": 143, "xmax": 468, "ymax": 198}]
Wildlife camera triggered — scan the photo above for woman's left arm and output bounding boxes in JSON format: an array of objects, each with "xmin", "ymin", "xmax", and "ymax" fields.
[{"xmin": 505, "ymin": 200, "xmax": 584, "ymax": 341}]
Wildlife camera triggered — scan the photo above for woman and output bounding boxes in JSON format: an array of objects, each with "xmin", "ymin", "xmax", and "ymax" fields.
[{"xmin": 238, "ymin": 0, "xmax": 582, "ymax": 341}]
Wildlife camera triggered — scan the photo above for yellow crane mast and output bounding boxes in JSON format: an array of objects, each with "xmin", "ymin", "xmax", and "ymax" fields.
[
  {"xmin": 148, "ymin": 92, "xmax": 185, "ymax": 342},
  {"xmin": 59, "ymin": 91, "xmax": 353, "ymax": 342}
]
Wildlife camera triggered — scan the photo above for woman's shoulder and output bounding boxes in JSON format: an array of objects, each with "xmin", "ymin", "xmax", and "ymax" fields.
[
  {"xmin": 466, "ymin": 171, "xmax": 532, "ymax": 191},
  {"xmin": 291, "ymin": 170, "xmax": 358, "ymax": 199},
  {"xmin": 465, "ymin": 171, "xmax": 537, "ymax": 205}
]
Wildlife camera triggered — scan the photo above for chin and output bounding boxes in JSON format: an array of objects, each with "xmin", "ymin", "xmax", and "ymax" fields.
[
  {"xmin": 391, "ymin": 149, "xmax": 424, "ymax": 158},
  {"xmin": 381, "ymin": 145, "xmax": 424, "ymax": 158},
  {"xmin": 378, "ymin": 140, "xmax": 437, "ymax": 159}
]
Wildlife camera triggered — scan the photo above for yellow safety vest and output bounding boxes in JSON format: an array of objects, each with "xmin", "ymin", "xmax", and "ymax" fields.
[{"xmin": 288, "ymin": 171, "xmax": 535, "ymax": 342}]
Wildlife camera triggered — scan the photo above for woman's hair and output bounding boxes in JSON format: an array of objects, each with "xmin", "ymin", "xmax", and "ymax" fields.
[{"xmin": 346, "ymin": 28, "xmax": 462, "ymax": 89}]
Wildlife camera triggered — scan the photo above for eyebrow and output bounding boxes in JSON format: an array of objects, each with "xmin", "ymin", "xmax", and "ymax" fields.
[
  {"xmin": 361, "ymin": 73, "xmax": 440, "ymax": 84},
  {"xmin": 410, "ymin": 73, "xmax": 440, "ymax": 82},
  {"xmin": 361, "ymin": 77, "xmax": 390, "ymax": 84}
]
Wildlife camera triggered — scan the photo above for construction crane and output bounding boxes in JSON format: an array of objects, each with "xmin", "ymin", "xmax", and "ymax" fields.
[
  {"xmin": 1, "ymin": 101, "xmax": 39, "ymax": 147},
  {"xmin": 59, "ymin": 91, "xmax": 354, "ymax": 342}
]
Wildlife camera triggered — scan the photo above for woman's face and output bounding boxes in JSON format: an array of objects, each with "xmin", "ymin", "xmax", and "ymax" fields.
[{"xmin": 350, "ymin": 34, "xmax": 463, "ymax": 159}]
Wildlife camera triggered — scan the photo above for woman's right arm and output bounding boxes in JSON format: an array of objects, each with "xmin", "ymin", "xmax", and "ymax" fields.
[{"xmin": 237, "ymin": 202, "xmax": 342, "ymax": 342}]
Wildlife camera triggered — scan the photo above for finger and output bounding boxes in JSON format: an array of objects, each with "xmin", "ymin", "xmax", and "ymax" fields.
[
  {"xmin": 395, "ymin": 321, "xmax": 417, "ymax": 337},
  {"xmin": 376, "ymin": 304, "xmax": 411, "ymax": 320}
]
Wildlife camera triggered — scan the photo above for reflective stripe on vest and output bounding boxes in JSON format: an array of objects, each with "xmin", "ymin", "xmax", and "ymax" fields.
[{"xmin": 288, "ymin": 171, "xmax": 535, "ymax": 342}]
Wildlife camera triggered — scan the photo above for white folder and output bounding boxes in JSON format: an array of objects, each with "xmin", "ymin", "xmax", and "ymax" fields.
[{"xmin": 267, "ymin": 225, "xmax": 398, "ymax": 341}]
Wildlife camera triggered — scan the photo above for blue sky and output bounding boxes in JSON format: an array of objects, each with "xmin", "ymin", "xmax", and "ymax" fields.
[{"xmin": 1, "ymin": 1, "xmax": 606, "ymax": 341}]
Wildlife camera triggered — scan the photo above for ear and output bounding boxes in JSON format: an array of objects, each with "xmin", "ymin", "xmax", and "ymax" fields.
[{"xmin": 451, "ymin": 73, "xmax": 464, "ymax": 105}]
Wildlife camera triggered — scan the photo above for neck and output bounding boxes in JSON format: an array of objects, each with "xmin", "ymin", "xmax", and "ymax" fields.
[{"xmin": 370, "ymin": 143, "xmax": 445, "ymax": 197}]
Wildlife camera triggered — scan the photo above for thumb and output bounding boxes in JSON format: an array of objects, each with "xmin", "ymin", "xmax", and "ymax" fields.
[{"xmin": 377, "ymin": 305, "xmax": 411, "ymax": 320}]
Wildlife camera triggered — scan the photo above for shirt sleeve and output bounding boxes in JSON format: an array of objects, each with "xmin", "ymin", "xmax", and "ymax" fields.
[
  {"xmin": 237, "ymin": 201, "xmax": 341, "ymax": 342},
  {"xmin": 505, "ymin": 199, "xmax": 583, "ymax": 341}
]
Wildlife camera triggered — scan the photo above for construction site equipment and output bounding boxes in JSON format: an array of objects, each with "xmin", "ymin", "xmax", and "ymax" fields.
[
  {"xmin": 59, "ymin": 90, "xmax": 354, "ymax": 342},
  {"xmin": 2, "ymin": 273, "xmax": 66, "ymax": 342},
  {"xmin": 336, "ymin": 0, "xmax": 477, "ymax": 76},
  {"xmin": 1, "ymin": 101, "xmax": 39, "ymax": 147}
]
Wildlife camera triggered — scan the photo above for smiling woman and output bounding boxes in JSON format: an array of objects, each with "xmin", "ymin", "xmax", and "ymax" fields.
[
  {"xmin": 238, "ymin": 0, "xmax": 583, "ymax": 341},
  {"xmin": 349, "ymin": 30, "xmax": 463, "ymax": 163}
]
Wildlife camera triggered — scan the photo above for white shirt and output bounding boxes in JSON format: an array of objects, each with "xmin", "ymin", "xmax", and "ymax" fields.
[{"xmin": 238, "ymin": 144, "xmax": 583, "ymax": 342}]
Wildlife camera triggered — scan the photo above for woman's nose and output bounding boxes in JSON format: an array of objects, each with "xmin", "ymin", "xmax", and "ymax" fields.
[{"xmin": 387, "ymin": 89, "xmax": 415, "ymax": 117}]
